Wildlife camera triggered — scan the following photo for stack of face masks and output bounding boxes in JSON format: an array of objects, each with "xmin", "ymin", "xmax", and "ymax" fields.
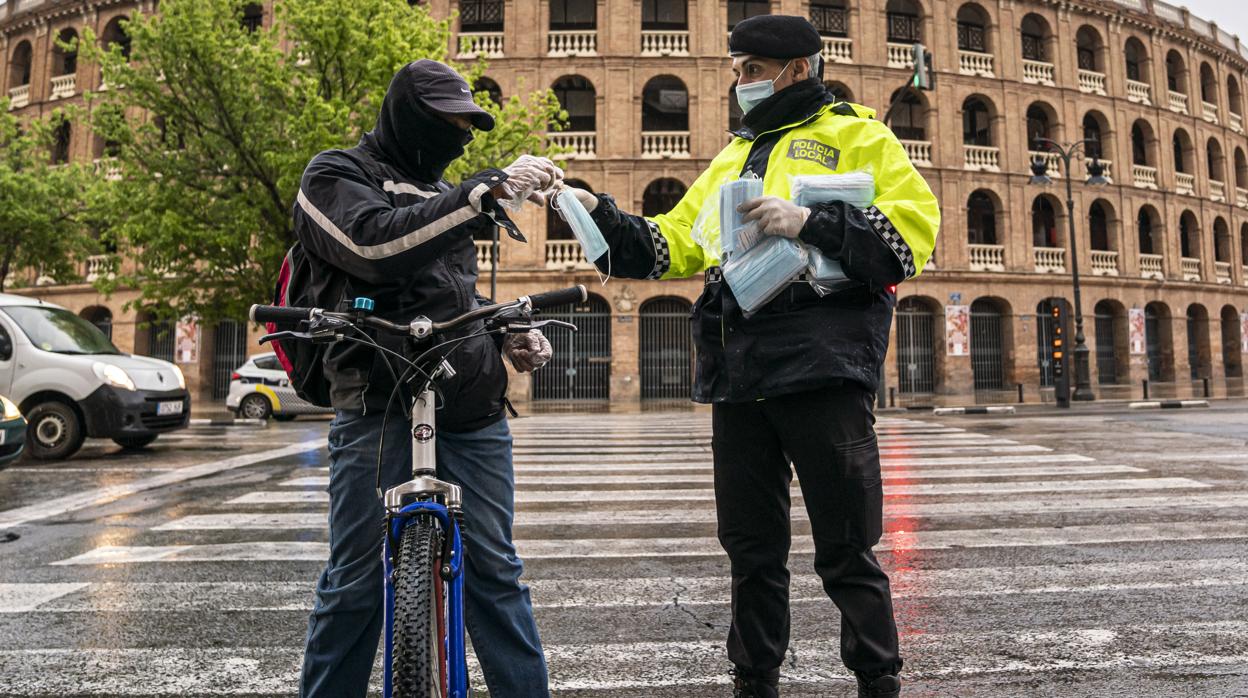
[
  {"xmin": 553, "ymin": 189, "xmax": 609, "ymax": 263},
  {"xmin": 719, "ymin": 177, "xmax": 763, "ymax": 260},
  {"xmin": 722, "ymin": 235, "xmax": 809, "ymax": 316},
  {"xmin": 790, "ymin": 172, "xmax": 875, "ymax": 208}
]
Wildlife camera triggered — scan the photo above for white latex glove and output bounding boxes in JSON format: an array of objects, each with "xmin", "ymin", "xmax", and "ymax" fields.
[
  {"xmin": 565, "ymin": 186, "xmax": 599, "ymax": 213},
  {"xmin": 738, "ymin": 196, "xmax": 811, "ymax": 239},
  {"xmin": 503, "ymin": 330, "xmax": 553, "ymax": 373},
  {"xmin": 496, "ymin": 155, "xmax": 565, "ymax": 207}
]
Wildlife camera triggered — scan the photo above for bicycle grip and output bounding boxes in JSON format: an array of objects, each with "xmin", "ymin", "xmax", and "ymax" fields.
[
  {"xmin": 249, "ymin": 304, "xmax": 315, "ymax": 325},
  {"xmin": 527, "ymin": 285, "xmax": 588, "ymax": 310}
]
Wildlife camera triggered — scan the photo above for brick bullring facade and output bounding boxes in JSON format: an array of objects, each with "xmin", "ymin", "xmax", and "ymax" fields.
[{"xmin": 5, "ymin": 0, "xmax": 1248, "ymax": 406}]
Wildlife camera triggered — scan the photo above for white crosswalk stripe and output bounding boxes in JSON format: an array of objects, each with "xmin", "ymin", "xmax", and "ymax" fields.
[{"xmin": 11, "ymin": 413, "xmax": 1247, "ymax": 695}]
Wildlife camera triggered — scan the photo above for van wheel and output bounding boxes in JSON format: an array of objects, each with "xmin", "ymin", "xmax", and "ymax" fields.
[
  {"xmin": 114, "ymin": 435, "xmax": 158, "ymax": 450},
  {"xmin": 26, "ymin": 401, "xmax": 86, "ymax": 460},
  {"xmin": 238, "ymin": 394, "xmax": 273, "ymax": 420}
]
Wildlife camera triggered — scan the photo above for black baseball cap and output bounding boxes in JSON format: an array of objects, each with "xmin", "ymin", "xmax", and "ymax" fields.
[{"xmin": 397, "ymin": 59, "xmax": 496, "ymax": 131}]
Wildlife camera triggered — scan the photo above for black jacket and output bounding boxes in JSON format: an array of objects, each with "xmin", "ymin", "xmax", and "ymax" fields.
[
  {"xmin": 291, "ymin": 82, "xmax": 518, "ymax": 432},
  {"xmin": 588, "ymin": 81, "xmax": 909, "ymax": 403}
]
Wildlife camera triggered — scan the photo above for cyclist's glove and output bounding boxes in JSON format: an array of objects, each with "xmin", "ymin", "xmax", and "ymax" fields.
[{"xmin": 503, "ymin": 330, "xmax": 553, "ymax": 373}]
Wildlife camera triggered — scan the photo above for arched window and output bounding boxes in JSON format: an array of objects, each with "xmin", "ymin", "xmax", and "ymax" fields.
[
  {"xmin": 1124, "ymin": 37, "xmax": 1148, "ymax": 83},
  {"xmin": 642, "ymin": 0, "xmax": 688, "ymax": 30},
  {"xmin": 80, "ymin": 306, "xmax": 114, "ymax": 340},
  {"xmin": 728, "ymin": 0, "xmax": 769, "ymax": 30},
  {"xmin": 473, "ymin": 77, "xmax": 503, "ymax": 106},
  {"xmin": 1026, "ymin": 102, "xmax": 1054, "ymax": 149},
  {"xmin": 641, "ymin": 75, "xmax": 688, "ymax": 131},
  {"xmin": 1173, "ymin": 128, "xmax": 1193, "ymax": 173},
  {"xmin": 1242, "ymin": 223, "xmax": 1248, "ymax": 267},
  {"xmin": 1137, "ymin": 206, "xmax": 1159, "ymax": 255},
  {"xmin": 1235, "ymin": 147, "xmax": 1248, "ymax": 190},
  {"xmin": 1019, "ymin": 14, "xmax": 1051, "ymax": 62},
  {"xmin": 895, "ymin": 296, "xmax": 940, "ymax": 395},
  {"xmin": 1082, "ymin": 112, "xmax": 1106, "ymax": 159},
  {"xmin": 1214, "ymin": 218, "xmax": 1231, "ymax": 263},
  {"xmin": 1075, "ymin": 26, "xmax": 1102, "ymax": 72},
  {"xmin": 101, "ymin": 17, "xmax": 132, "ymax": 60},
  {"xmin": 1089, "ymin": 200, "xmax": 1111, "ymax": 251},
  {"xmin": 1200, "ymin": 62, "xmax": 1217, "ymax": 105},
  {"xmin": 886, "ymin": 0, "xmax": 923, "ymax": 43},
  {"xmin": 1228, "ymin": 75, "xmax": 1243, "ymax": 119},
  {"xmin": 1144, "ymin": 302, "xmax": 1172, "ymax": 381},
  {"xmin": 1165, "ymin": 50, "xmax": 1187, "ymax": 94},
  {"xmin": 461, "ymin": 0, "xmax": 504, "ymax": 32},
  {"xmin": 552, "ymin": 75, "xmax": 596, "ymax": 132},
  {"xmin": 241, "ymin": 4, "xmax": 264, "ymax": 32},
  {"xmin": 640, "ymin": 297, "xmax": 694, "ymax": 399},
  {"xmin": 1131, "ymin": 121, "xmax": 1150, "ymax": 166},
  {"xmin": 52, "ymin": 121, "xmax": 72, "ymax": 164},
  {"xmin": 824, "ymin": 81, "xmax": 852, "ymax": 102},
  {"xmin": 53, "ymin": 28, "xmax": 79, "ymax": 76},
  {"xmin": 888, "ymin": 87, "xmax": 926, "ymax": 141},
  {"xmin": 970, "ymin": 298, "xmax": 1009, "ymax": 390},
  {"xmin": 550, "ymin": 0, "xmax": 596, "ymax": 30},
  {"xmin": 1206, "ymin": 137, "xmax": 1225, "ymax": 183},
  {"xmin": 1186, "ymin": 304, "xmax": 1211, "ymax": 380},
  {"xmin": 967, "ymin": 191, "xmax": 997, "ymax": 245},
  {"xmin": 1031, "ymin": 196, "xmax": 1058, "ymax": 248},
  {"xmin": 642, "ymin": 178, "xmax": 687, "ymax": 217},
  {"xmin": 810, "ymin": 0, "xmax": 848, "ymax": 38},
  {"xmin": 962, "ymin": 97, "xmax": 992, "ymax": 146},
  {"xmin": 956, "ymin": 4, "xmax": 990, "ymax": 54},
  {"xmin": 1094, "ymin": 300, "xmax": 1128, "ymax": 385},
  {"xmin": 1179, "ymin": 211, "xmax": 1199, "ymax": 259},
  {"xmin": 8, "ymin": 41, "xmax": 32, "ymax": 87}
]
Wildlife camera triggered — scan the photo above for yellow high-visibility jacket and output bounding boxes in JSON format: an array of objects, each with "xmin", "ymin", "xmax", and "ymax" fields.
[{"xmin": 588, "ymin": 93, "xmax": 941, "ymax": 402}]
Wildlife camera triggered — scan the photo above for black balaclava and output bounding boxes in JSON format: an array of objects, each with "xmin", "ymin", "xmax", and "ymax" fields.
[{"xmin": 364, "ymin": 69, "xmax": 475, "ymax": 183}]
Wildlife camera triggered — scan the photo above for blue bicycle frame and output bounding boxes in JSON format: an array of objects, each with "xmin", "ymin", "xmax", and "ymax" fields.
[{"xmin": 380, "ymin": 385, "xmax": 470, "ymax": 698}]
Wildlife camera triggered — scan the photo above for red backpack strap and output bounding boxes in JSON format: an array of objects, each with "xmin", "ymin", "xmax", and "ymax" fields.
[{"xmin": 269, "ymin": 251, "xmax": 296, "ymax": 375}]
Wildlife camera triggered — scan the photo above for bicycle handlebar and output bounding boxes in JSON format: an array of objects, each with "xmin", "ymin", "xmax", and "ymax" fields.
[{"xmin": 248, "ymin": 284, "xmax": 587, "ymax": 337}]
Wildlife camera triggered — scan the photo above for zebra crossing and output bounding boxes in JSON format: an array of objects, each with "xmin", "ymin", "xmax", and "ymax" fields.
[{"xmin": 2, "ymin": 411, "xmax": 1248, "ymax": 695}]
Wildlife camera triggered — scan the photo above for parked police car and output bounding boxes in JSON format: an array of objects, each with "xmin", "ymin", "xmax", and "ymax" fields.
[{"xmin": 225, "ymin": 352, "xmax": 332, "ymax": 421}]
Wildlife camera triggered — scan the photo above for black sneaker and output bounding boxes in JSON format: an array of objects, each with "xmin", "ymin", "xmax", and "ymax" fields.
[
  {"xmin": 730, "ymin": 668, "xmax": 779, "ymax": 698},
  {"xmin": 856, "ymin": 672, "xmax": 901, "ymax": 698}
]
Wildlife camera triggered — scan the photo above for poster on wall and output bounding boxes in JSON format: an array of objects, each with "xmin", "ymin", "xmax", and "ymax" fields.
[
  {"xmin": 945, "ymin": 305, "xmax": 970, "ymax": 356},
  {"xmin": 175, "ymin": 316, "xmax": 200, "ymax": 364},
  {"xmin": 1129, "ymin": 308, "xmax": 1146, "ymax": 355},
  {"xmin": 1242, "ymin": 312, "xmax": 1248, "ymax": 353}
]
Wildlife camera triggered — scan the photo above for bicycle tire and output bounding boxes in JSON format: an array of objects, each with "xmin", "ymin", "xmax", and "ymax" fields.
[{"xmin": 392, "ymin": 516, "xmax": 444, "ymax": 697}]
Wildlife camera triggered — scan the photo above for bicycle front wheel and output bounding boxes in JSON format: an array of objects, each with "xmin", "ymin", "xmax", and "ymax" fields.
[{"xmin": 392, "ymin": 516, "xmax": 444, "ymax": 697}]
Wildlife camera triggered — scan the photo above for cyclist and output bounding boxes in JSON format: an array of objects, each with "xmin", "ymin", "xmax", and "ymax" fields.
[
  {"xmin": 563, "ymin": 15, "xmax": 939, "ymax": 698},
  {"xmin": 292, "ymin": 60, "xmax": 559, "ymax": 698}
]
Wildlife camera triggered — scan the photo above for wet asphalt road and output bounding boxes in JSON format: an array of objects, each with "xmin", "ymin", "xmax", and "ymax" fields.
[{"xmin": 0, "ymin": 404, "xmax": 1247, "ymax": 697}]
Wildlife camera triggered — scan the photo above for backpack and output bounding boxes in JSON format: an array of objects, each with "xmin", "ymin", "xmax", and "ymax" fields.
[{"xmin": 266, "ymin": 243, "xmax": 346, "ymax": 408}]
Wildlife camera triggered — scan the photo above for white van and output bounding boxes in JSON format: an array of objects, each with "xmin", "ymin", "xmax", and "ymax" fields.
[{"xmin": 0, "ymin": 293, "xmax": 191, "ymax": 460}]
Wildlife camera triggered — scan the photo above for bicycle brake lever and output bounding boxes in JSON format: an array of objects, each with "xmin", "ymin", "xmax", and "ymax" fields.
[
  {"xmin": 506, "ymin": 319, "xmax": 577, "ymax": 333},
  {"xmin": 258, "ymin": 330, "xmax": 313, "ymax": 345}
]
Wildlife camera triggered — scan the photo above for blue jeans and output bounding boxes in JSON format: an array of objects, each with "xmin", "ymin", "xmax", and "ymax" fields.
[{"xmin": 301, "ymin": 411, "xmax": 549, "ymax": 698}]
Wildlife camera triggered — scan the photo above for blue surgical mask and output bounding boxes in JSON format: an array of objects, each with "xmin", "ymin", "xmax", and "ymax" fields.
[{"xmin": 736, "ymin": 60, "xmax": 793, "ymax": 114}]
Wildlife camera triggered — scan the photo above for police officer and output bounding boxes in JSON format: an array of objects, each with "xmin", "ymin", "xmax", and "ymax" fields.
[{"xmin": 564, "ymin": 15, "xmax": 940, "ymax": 698}]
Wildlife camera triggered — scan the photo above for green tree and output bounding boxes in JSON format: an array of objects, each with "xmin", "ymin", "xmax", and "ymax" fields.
[
  {"xmin": 0, "ymin": 103, "xmax": 94, "ymax": 290},
  {"xmin": 82, "ymin": 0, "xmax": 565, "ymax": 322}
]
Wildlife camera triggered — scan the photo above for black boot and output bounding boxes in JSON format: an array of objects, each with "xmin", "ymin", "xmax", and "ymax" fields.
[
  {"xmin": 855, "ymin": 671, "xmax": 901, "ymax": 698},
  {"xmin": 730, "ymin": 667, "xmax": 779, "ymax": 698}
]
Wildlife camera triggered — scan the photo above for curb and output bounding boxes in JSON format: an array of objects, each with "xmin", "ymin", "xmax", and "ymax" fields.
[
  {"xmin": 932, "ymin": 406, "xmax": 1016, "ymax": 415},
  {"xmin": 188, "ymin": 418, "xmax": 267, "ymax": 427},
  {"xmin": 1127, "ymin": 400, "xmax": 1210, "ymax": 410}
]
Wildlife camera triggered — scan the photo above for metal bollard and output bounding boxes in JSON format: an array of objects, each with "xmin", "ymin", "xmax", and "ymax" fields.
[
  {"xmin": 1017, "ymin": 383, "xmax": 1024, "ymax": 404},
  {"xmin": 1143, "ymin": 380, "xmax": 1149, "ymax": 400},
  {"xmin": 1203, "ymin": 377, "xmax": 1210, "ymax": 398},
  {"xmin": 889, "ymin": 387, "xmax": 896, "ymax": 408}
]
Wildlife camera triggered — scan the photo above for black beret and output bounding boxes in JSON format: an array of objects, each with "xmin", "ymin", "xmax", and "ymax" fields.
[{"xmin": 729, "ymin": 15, "xmax": 823, "ymax": 59}]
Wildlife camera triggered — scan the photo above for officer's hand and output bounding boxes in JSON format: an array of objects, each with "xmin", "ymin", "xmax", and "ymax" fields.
[
  {"xmin": 564, "ymin": 186, "xmax": 599, "ymax": 213},
  {"xmin": 503, "ymin": 330, "xmax": 553, "ymax": 373},
  {"xmin": 738, "ymin": 196, "xmax": 811, "ymax": 239},
  {"xmin": 497, "ymin": 156, "xmax": 565, "ymax": 206}
]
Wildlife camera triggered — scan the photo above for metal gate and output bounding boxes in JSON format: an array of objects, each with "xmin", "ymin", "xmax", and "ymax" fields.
[
  {"xmin": 532, "ymin": 296, "xmax": 611, "ymax": 401},
  {"xmin": 1036, "ymin": 311, "xmax": 1057, "ymax": 387},
  {"xmin": 1094, "ymin": 313, "xmax": 1118, "ymax": 384},
  {"xmin": 640, "ymin": 298, "xmax": 692, "ymax": 400},
  {"xmin": 1145, "ymin": 308, "xmax": 1163, "ymax": 381},
  {"xmin": 147, "ymin": 320, "xmax": 176, "ymax": 363},
  {"xmin": 212, "ymin": 320, "xmax": 248, "ymax": 400},
  {"xmin": 895, "ymin": 307, "xmax": 935, "ymax": 394},
  {"xmin": 970, "ymin": 306, "xmax": 1005, "ymax": 390},
  {"xmin": 1186, "ymin": 313, "xmax": 1207, "ymax": 379}
]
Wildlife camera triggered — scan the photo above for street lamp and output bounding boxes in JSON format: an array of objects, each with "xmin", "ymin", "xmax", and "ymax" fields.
[{"xmin": 1028, "ymin": 137, "xmax": 1106, "ymax": 403}]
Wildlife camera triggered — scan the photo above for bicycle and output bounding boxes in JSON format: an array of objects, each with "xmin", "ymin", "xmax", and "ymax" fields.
[{"xmin": 250, "ymin": 284, "xmax": 587, "ymax": 698}]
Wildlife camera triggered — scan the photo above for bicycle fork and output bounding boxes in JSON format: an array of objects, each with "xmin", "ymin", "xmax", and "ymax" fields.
[{"xmin": 382, "ymin": 386, "xmax": 469, "ymax": 698}]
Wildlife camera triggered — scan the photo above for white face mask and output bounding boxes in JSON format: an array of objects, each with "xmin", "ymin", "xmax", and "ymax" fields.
[{"xmin": 736, "ymin": 60, "xmax": 793, "ymax": 115}]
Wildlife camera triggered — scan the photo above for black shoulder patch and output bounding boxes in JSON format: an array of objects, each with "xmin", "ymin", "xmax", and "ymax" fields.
[{"xmin": 830, "ymin": 102, "xmax": 858, "ymax": 117}]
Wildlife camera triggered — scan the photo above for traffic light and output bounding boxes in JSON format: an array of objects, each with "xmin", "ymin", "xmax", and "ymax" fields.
[
  {"xmin": 911, "ymin": 43, "xmax": 935, "ymax": 91},
  {"xmin": 1051, "ymin": 304, "xmax": 1064, "ymax": 380}
]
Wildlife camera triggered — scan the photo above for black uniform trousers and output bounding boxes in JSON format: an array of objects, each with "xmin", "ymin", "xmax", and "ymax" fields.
[{"xmin": 712, "ymin": 385, "xmax": 902, "ymax": 680}]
